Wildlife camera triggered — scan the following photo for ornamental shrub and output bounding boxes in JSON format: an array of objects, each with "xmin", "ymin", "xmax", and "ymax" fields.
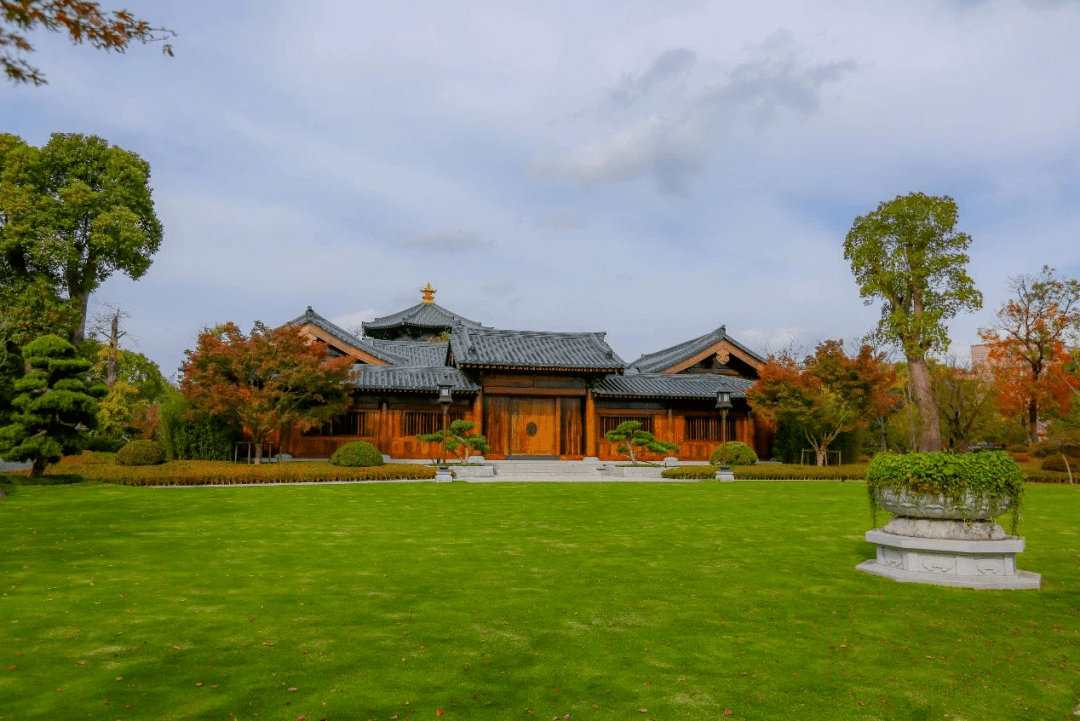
[
  {"xmin": 1040, "ymin": 454, "xmax": 1079, "ymax": 473},
  {"xmin": 708, "ymin": 442, "xmax": 757, "ymax": 466},
  {"xmin": 85, "ymin": 435, "xmax": 126, "ymax": 453},
  {"xmin": 661, "ymin": 465, "xmax": 719, "ymax": 480},
  {"xmin": 330, "ymin": 441, "xmax": 384, "ymax": 467},
  {"xmin": 865, "ymin": 451, "xmax": 1024, "ymax": 534},
  {"xmin": 115, "ymin": 440, "xmax": 166, "ymax": 466},
  {"xmin": 1006, "ymin": 443, "xmax": 1029, "ymax": 454}
]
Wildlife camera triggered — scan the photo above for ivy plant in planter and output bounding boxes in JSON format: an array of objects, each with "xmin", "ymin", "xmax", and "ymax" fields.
[{"xmin": 865, "ymin": 451, "xmax": 1025, "ymax": 535}]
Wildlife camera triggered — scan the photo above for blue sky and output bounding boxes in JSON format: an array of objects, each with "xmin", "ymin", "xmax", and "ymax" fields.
[{"xmin": 2, "ymin": 0, "xmax": 1079, "ymax": 378}]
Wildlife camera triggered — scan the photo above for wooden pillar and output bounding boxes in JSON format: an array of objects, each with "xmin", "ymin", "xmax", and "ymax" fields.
[
  {"xmin": 554, "ymin": 397, "xmax": 563, "ymax": 457},
  {"xmin": 667, "ymin": 408, "xmax": 674, "ymax": 443},
  {"xmin": 585, "ymin": 389, "xmax": 597, "ymax": 457},
  {"xmin": 378, "ymin": 401, "xmax": 390, "ymax": 453},
  {"xmin": 472, "ymin": 391, "xmax": 483, "ymax": 435}
]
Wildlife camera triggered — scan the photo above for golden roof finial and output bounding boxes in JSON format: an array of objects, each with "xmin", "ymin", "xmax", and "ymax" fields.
[{"xmin": 420, "ymin": 282, "xmax": 436, "ymax": 304}]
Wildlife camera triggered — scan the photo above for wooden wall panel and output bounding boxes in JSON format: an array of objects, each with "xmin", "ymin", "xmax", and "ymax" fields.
[{"xmin": 560, "ymin": 397, "xmax": 583, "ymax": 456}]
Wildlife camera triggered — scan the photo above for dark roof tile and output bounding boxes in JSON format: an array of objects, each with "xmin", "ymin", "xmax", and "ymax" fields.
[{"xmin": 449, "ymin": 326, "xmax": 625, "ymax": 372}]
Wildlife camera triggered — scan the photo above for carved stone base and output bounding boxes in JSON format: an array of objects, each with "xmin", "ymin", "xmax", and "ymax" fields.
[{"xmin": 857, "ymin": 529, "xmax": 1041, "ymax": 590}]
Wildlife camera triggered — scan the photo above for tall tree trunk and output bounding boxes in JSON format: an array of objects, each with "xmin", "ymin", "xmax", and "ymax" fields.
[
  {"xmin": 906, "ymin": 356, "xmax": 942, "ymax": 452},
  {"xmin": 106, "ymin": 313, "xmax": 119, "ymax": 389},
  {"xmin": 1027, "ymin": 397, "xmax": 1040, "ymax": 444},
  {"xmin": 69, "ymin": 290, "xmax": 90, "ymax": 345}
]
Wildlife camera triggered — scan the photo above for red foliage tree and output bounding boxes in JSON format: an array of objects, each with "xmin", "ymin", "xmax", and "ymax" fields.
[
  {"xmin": 747, "ymin": 341, "xmax": 898, "ymax": 465},
  {"xmin": 979, "ymin": 266, "xmax": 1080, "ymax": 442},
  {"xmin": 179, "ymin": 322, "xmax": 354, "ymax": 463},
  {"xmin": 1, "ymin": 0, "xmax": 175, "ymax": 85}
]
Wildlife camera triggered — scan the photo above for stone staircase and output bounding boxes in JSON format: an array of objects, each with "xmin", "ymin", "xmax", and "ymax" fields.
[{"xmin": 485, "ymin": 459, "xmax": 610, "ymax": 482}]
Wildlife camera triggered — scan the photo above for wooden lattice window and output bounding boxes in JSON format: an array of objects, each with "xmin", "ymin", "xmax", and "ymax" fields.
[
  {"xmin": 599, "ymin": 415, "xmax": 654, "ymax": 436},
  {"xmin": 404, "ymin": 410, "xmax": 464, "ymax": 436},
  {"xmin": 304, "ymin": 410, "xmax": 368, "ymax": 437},
  {"xmin": 684, "ymin": 415, "xmax": 735, "ymax": 441}
]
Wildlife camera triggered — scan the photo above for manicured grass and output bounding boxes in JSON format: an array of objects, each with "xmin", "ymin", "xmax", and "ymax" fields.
[{"xmin": 0, "ymin": 480, "xmax": 1077, "ymax": 720}]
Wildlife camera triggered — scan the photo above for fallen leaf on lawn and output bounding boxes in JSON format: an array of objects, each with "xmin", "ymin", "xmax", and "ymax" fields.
[
  {"xmin": 172, "ymin": 645, "xmax": 181, "ymax": 651},
  {"xmin": 196, "ymin": 682, "xmax": 204, "ymax": 687},
  {"xmin": 639, "ymin": 709, "xmax": 647, "ymax": 713},
  {"xmin": 723, "ymin": 711, "xmax": 733, "ymax": 716},
  {"xmin": 436, "ymin": 711, "xmax": 444, "ymax": 717},
  {"xmin": 288, "ymin": 687, "xmax": 297, "ymax": 692},
  {"xmin": 76, "ymin": 660, "xmax": 86, "ymax": 666},
  {"xmin": 115, "ymin": 676, "xmax": 122, "ymax": 681}
]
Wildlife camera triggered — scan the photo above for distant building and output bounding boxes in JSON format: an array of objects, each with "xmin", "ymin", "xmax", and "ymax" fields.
[{"xmin": 279, "ymin": 283, "xmax": 773, "ymax": 461}]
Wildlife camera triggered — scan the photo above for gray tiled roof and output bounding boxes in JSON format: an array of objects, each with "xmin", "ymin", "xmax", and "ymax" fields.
[
  {"xmin": 288, "ymin": 307, "xmax": 408, "ymax": 364},
  {"xmin": 449, "ymin": 325, "xmax": 626, "ymax": 371},
  {"xmin": 351, "ymin": 366, "xmax": 479, "ymax": 393},
  {"xmin": 366, "ymin": 339, "xmax": 449, "ymax": 367},
  {"xmin": 362, "ymin": 302, "xmax": 485, "ymax": 332},
  {"xmin": 630, "ymin": 325, "xmax": 765, "ymax": 374},
  {"xmin": 591, "ymin": 373, "xmax": 754, "ymax": 400}
]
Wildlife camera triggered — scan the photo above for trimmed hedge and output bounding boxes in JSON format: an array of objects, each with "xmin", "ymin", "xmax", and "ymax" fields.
[
  {"xmin": 116, "ymin": 440, "xmax": 166, "ymax": 466},
  {"xmin": 708, "ymin": 442, "xmax": 757, "ymax": 466},
  {"xmin": 661, "ymin": 466, "xmax": 719, "ymax": 480},
  {"xmin": 330, "ymin": 441, "xmax": 384, "ymax": 467},
  {"xmin": 49, "ymin": 454, "xmax": 434, "ymax": 486}
]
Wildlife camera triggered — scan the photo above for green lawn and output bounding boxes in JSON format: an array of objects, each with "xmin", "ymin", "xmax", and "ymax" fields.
[{"xmin": 0, "ymin": 480, "xmax": 1077, "ymax": 721}]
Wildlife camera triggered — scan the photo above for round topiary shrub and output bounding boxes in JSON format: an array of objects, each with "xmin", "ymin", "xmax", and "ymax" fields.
[
  {"xmin": 1006, "ymin": 443, "xmax": 1029, "ymax": 454},
  {"xmin": 115, "ymin": 440, "xmax": 166, "ymax": 466},
  {"xmin": 330, "ymin": 441, "xmax": 384, "ymax": 467},
  {"xmin": 708, "ymin": 442, "xmax": 757, "ymax": 466}
]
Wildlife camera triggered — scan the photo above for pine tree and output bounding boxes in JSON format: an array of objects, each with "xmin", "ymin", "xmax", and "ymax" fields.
[{"xmin": 0, "ymin": 334, "xmax": 106, "ymax": 475}]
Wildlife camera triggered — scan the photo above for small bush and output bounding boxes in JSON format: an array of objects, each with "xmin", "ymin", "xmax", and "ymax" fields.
[
  {"xmin": 708, "ymin": 442, "xmax": 757, "ymax": 466},
  {"xmin": 1040, "ymin": 454, "xmax": 1080, "ymax": 473},
  {"xmin": 1006, "ymin": 443, "xmax": 1029, "ymax": 454},
  {"xmin": 330, "ymin": 441, "xmax": 384, "ymax": 467},
  {"xmin": 661, "ymin": 466, "xmax": 719, "ymax": 480},
  {"xmin": 115, "ymin": 440, "xmax": 166, "ymax": 467},
  {"xmin": 1009, "ymin": 452, "xmax": 1031, "ymax": 463},
  {"xmin": 84, "ymin": 436, "xmax": 126, "ymax": 453}
]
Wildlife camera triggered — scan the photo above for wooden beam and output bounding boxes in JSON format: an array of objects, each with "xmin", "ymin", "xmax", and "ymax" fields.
[
  {"xmin": 297, "ymin": 324, "xmax": 388, "ymax": 365},
  {"xmin": 482, "ymin": 386, "xmax": 587, "ymax": 397},
  {"xmin": 661, "ymin": 339, "xmax": 764, "ymax": 376}
]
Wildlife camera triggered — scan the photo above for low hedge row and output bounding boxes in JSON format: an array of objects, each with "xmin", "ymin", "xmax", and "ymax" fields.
[
  {"xmin": 660, "ymin": 464, "xmax": 871, "ymax": 481},
  {"xmin": 661, "ymin": 466, "xmax": 719, "ymax": 480},
  {"xmin": 49, "ymin": 454, "xmax": 435, "ymax": 486}
]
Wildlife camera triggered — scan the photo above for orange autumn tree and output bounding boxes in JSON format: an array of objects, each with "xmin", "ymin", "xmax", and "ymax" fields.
[
  {"xmin": 979, "ymin": 266, "xmax": 1080, "ymax": 443},
  {"xmin": 747, "ymin": 340, "xmax": 898, "ymax": 466},
  {"xmin": 180, "ymin": 321, "xmax": 354, "ymax": 463}
]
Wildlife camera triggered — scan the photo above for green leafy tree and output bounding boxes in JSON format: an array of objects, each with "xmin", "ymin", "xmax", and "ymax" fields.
[
  {"xmin": 416, "ymin": 419, "xmax": 491, "ymax": 464},
  {"xmin": 604, "ymin": 420, "xmax": 678, "ymax": 465},
  {"xmin": 0, "ymin": 334, "xmax": 106, "ymax": 475},
  {"xmin": 932, "ymin": 359, "xmax": 998, "ymax": 452},
  {"xmin": 1, "ymin": 0, "xmax": 175, "ymax": 85},
  {"xmin": 0, "ymin": 132, "xmax": 163, "ymax": 344},
  {"xmin": 844, "ymin": 192, "xmax": 982, "ymax": 451}
]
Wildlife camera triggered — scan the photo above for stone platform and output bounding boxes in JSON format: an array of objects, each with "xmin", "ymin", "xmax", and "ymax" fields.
[{"xmin": 857, "ymin": 528, "xmax": 1041, "ymax": 590}]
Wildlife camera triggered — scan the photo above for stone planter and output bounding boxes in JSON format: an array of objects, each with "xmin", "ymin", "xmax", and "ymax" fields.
[
  {"xmin": 858, "ymin": 487, "xmax": 1040, "ymax": 590},
  {"xmin": 875, "ymin": 487, "xmax": 1011, "ymax": 521}
]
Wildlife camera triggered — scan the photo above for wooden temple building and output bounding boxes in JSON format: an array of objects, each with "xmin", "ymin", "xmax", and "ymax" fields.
[{"xmin": 281, "ymin": 283, "xmax": 772, "ymax": 461}]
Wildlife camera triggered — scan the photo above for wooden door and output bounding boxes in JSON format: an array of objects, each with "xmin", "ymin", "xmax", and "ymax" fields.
[{"xmin": 510, "ymin": 398, "xmax": 557, "ymax": 456}]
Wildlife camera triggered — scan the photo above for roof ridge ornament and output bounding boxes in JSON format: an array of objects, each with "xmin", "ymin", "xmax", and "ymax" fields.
[{"xmin": 420, "ymin": 281, "xmax": 436, "ymax": 304}]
